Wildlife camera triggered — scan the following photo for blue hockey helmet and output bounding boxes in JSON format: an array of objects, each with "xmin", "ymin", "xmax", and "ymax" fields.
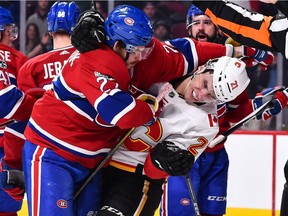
[
  {"xmin": 0, "ymin": 6, "xmax": 15, "ymax": 31},
  {"xmin": 186, "ymin": 4, "xmax": 205, "ymax": 29},
  {"xmin": 47, "ymin": 1, "xmax": 81, "ymax": 34},
  {"xmin": 104, "ymin": 5, "xmax": 153, "ymax": 53}
]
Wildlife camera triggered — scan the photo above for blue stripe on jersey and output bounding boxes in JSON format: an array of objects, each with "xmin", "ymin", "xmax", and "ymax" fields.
[
  {"xmin": 53, "ymin": 75, "xmax": 135, "ymax": 125},
  {"xmin": 96, "ymin": 90, "xmax": 135, "ymax": 125},
  {"xmin": 0, "ymin": 85, "xmax": 24, "ymax": 118},
  {"xmin": 6, "ymin": 120, "xmax": 27, "ymax": 134},
  {"xmin": 27, "ymin": 121, "xmax": 110, "ymax": 158},
  {"xmin": 167, "ymin": 38, "xmax": 196, "ymax": 73},
  {"xmin": 53, "ymin": 76, "xmax": 83, "ymax": 100},
  {"xmin": 53, "ymin": 76, "xmax": 97, "ymax": 121}
]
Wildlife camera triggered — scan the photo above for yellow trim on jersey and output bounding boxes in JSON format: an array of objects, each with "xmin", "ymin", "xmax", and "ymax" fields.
[
  {"xmin": 134, "ymin": 180, "xmax": 150, "ymax": 216},
  {"xmin": 109, "ymin": 160, "xmax": 137, "ymax": 173}
]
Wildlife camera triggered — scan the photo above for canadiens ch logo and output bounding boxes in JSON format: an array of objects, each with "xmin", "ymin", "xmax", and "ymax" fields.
[
  {"xmin": 124, "ymin": 17, "xmax": 134, "ymax": 26},
  {"xmin": 180, "ymin": 198, "xmax": 190, "ymax": 206},
  {"xmin": 57, "ymin": 199, "xmax": 68, "ymax": 208}
]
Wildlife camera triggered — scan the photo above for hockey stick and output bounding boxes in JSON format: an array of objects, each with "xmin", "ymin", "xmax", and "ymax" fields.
[
  {"xmin": 0, "ymin": 119, "xmax": 17, "ymax": 128},
  {"xmin": 209, "ymin": 90, "xmax": 280, "ymax": 147},
  {"xmin": 74, "ymin": 83, "xmax": 173, "ymax": 200},
  {"xmin": 185, "ymin": 174, "xmax": 201, "ymax": 216}
]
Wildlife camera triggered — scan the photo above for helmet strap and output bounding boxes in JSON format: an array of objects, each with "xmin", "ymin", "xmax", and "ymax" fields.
[{"xmin": 124, "ymin": 52, "xmax": 130, "ymax": 62}]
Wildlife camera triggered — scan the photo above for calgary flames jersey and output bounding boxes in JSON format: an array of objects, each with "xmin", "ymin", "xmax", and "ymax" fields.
[{"xmin": 110, "ymin": 83, "xmax": 219, "ymax": 173}]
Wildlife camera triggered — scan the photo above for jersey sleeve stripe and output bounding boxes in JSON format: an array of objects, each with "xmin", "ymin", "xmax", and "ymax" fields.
[
  {"xmin": 28, "ymin": 119, "xmax": 111, "ymax": 158},
  {"xmin": 0, "ymin": 85, "xmax": 25, "ymax": 118},
  {"xmin": 4, "ymin": 126, "xmax": 26, "ymax": 140}
]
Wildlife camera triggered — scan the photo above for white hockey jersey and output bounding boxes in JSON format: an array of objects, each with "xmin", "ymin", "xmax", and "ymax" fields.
[{"xmin": 110, "ymin": 83, "xmax": 219, "ymax": 173}]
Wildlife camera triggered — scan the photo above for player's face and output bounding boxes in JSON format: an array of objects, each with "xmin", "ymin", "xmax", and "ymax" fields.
[
  {"xmin": 125, "ymin": 45, "xmax": 154, "ymax": 69},
  {"xmin": 184, "ymin": 69, "xmax": 216, "ymax": 103},
  {"xmin": 189, "ymin": 15, "xmax": 216, "ymax": 42}
]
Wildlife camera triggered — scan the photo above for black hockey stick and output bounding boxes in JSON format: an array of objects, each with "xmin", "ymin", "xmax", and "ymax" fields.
[
  {"xmin": 73, "ymin": 127, "xmax": 135, "ymax": 200},
  {"xmin": 0, "ymin": 119, "xmax": 17, "ymax": 128},
  {"xmin": 74, "ymin": 83, "xmax": 173, "ymax": 200},
  {"xmin": 209, "ymin": 87, "xmax": 285, "ymax": 147},
  {"xmin": 185, "ymin": 174, "xmax": 201, "ymax": 216}
]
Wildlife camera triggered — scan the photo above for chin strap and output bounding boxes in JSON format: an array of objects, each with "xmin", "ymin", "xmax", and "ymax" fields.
[{"xmin": 124, "ymin": 52, "xmax": 130, "ymax": 62}]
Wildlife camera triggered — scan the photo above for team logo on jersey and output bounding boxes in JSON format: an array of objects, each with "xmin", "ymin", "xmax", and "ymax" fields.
[
  {"xmin": 180, "ymin": 198, "xmax": 191, "ymax": 206},
  {"xmin": 124, "ymin": 17, "xmax": 134, "ymax": 26},
  {"xmin": 57, "ymin": 199, "xmax": 68, "ymax": 208},
  {"xmin": 208, "ymin": 113, "xmax": 218, "ymax": 127}
]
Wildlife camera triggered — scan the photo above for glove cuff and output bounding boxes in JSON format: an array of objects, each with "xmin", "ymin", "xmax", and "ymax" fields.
[
  {"xmin": 0, "ymin": 170, "xmax": 8, "ymax": 188},
  {"xmin": 144, "ymin": 152, "xmax": 169, "ymax": 180}
]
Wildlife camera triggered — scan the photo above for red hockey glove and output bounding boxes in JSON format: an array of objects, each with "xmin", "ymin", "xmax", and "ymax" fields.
[
  {"xmin": 148, "ymin": 141, "xmax": 194, "ymax": 176},
  {"xmin": 137, "ymin": 94, "xmax": 159, "ymax": 126},
  {"xmin": 25, "ymin": 88, "xmax": 46, "ymax": 99},
  {"xmin": 242, "ymin": 45, "xmax": 274, "ymax": 71},
  {"xmin": 252, "ymin": 86, "xmax": 288, "ymax": 121},
  {"xmin": 0, "ymin": 158, "xmax": 25, "ymax": 202}
]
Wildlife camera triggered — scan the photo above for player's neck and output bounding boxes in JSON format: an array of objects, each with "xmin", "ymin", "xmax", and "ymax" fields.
[
  {"xmin": 53, "ymin": 35, "xmax": 72, "ymax": 49},
  {"xmin": 175, "ymin": 77, "xmax": 190, "ymax": 95}
]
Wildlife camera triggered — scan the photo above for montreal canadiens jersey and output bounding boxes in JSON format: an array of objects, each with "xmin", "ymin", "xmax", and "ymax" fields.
[
  {"xmin": 24, "ymin": 45, "xmax": 156, "ymax": 169},
  {"xmin": 3, "ymin": 46, "xmax": 76, "ymax": 169},
  {"xmin": 0, "ymin": 44, "xmax": 29, "ymax": 148},
  {"xmin": 18, "ymin": 45, "xmax": 76, "ymax": 92},
  {"xmin": 130, "ymin": 37, "xmax": 233, "ymax": 92},
  {"xmin": 110, "ymin": 83, "xmax": 219, "ymax": 173}
]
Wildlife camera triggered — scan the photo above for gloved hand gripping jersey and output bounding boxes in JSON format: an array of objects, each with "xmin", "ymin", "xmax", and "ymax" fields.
[
  {"xmin": 137, "ymin": 93, "xmax": 159, "ymax": 126},
  {"xmin": 71, "ymin": 10, "xmax": 106, "ymax": 53},
  {"xmin": 149, "ymin": 141, "xmax": 195, "ymax": 176},
  {"xmin": 242, "ymin": 45, "xmax": 274, "ymax": 71},
  {"xmin": 253, "ymin": 86, "xmax": 288, "ymax": 121}
]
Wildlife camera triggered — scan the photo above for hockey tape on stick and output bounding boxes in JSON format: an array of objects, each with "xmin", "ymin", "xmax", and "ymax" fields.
[
  {"xmin": 0, "ymin": 119, "xmax": 17, "ymax": 128},
  {"xmin": 209, "ymin": 94, "xmax": 276, "ymax": 148},
  {"xmin": 74, "ymin": 83, "xmax": 173, "ymax": 200},
  {"xmin": 186, "ymin": 174, "xmax": 201, "ymax": 216}
]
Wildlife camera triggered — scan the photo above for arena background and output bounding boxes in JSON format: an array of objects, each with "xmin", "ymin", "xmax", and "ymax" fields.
[{"xmin": 1, "ymin": 1, "xmax": 288, "ymax": 215}]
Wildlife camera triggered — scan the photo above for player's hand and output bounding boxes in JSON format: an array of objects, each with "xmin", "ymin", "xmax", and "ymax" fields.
[
  {"xmin": 0, "ymin": 158, "xmax": 25, "ymax": 201},
  {"xmin": 137, "ymin": 94, "xmax": 159, "ymax": 126},
  {"xmin": 25, "ymin": 88, "xmax": 46, "ymax": 99},
  {"xmin": 242, "ymin": 45, "xmax": 274, "ymax": 71},
  {"xmin": 137, "ymin": 93, "xmax": 159, "ymax": 112},
  {"xmin": 71, "ymin": 10, "xmax": 106, "ymax": 53},
  {"xmin": 253, "ymin": 86, "xmax": 288, "ymax": 121},
  {"xmin": 149, "ymin": 141, "xmax": 195, "ymax": 176}
]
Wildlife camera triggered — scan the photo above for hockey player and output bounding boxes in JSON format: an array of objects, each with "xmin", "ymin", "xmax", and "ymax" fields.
[
  {"xmin": 1, "ymin": 2, "xmax": 81, "ymax": 209},
  {"xmin": 160, "ymin": 5, "xmax": 288, "ymax": 216},
  {"xmin": 68, "ymin": 2, "xmax": 276, "ymax": 209},
  {"xmin": 71, "ymin": 7, "xmax": 274, "ymax": 94},
  {"xmin": 98, "ymin": 56, "xmax": 250, "ymax": 216},
  {"xmin": 0, "ymin": 6, "xmax": 43, "ymax": 216},
  {"xmin": 18, "ymin": 1, "xmax": 81, "ymax": 92},
  {"xmin": 190, "ymin": 1, "xmax": 288, "ymax": 215},
  {"xmin": 21, "ymin": 5, "xmax": 160, "ymax": 216}
]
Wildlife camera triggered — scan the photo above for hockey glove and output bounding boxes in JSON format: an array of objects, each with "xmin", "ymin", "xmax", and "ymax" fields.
[
  {"xmin": 137, "ymin": 93, "xmax": 159, "ymax": 126},
  {"xmin": 150, "ymin": 141, "xmax": 195, "ymax": 176},
  {"xmin": 71, "ymin": 10, "xmax": 106, "ymax": 53},
  {"xmin": 0, "ymin": 158, "xmax": 25, "ymax": 201},
  {"xmin": 253, "ymin": 86, "xmax": 288, "ymax": 121},
  {"xmin": 242, "ymin": 45, "xmax": 274, "ymax": 71}
]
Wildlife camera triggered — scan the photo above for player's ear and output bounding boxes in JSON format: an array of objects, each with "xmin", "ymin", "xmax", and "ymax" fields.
[
  {"xmin": 112, "ymin": 40, "xmax": 120, "ymax": 52},
  {"xmin": 113, "ymin": 40, "xmax": 127, "ymax": 59}
]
